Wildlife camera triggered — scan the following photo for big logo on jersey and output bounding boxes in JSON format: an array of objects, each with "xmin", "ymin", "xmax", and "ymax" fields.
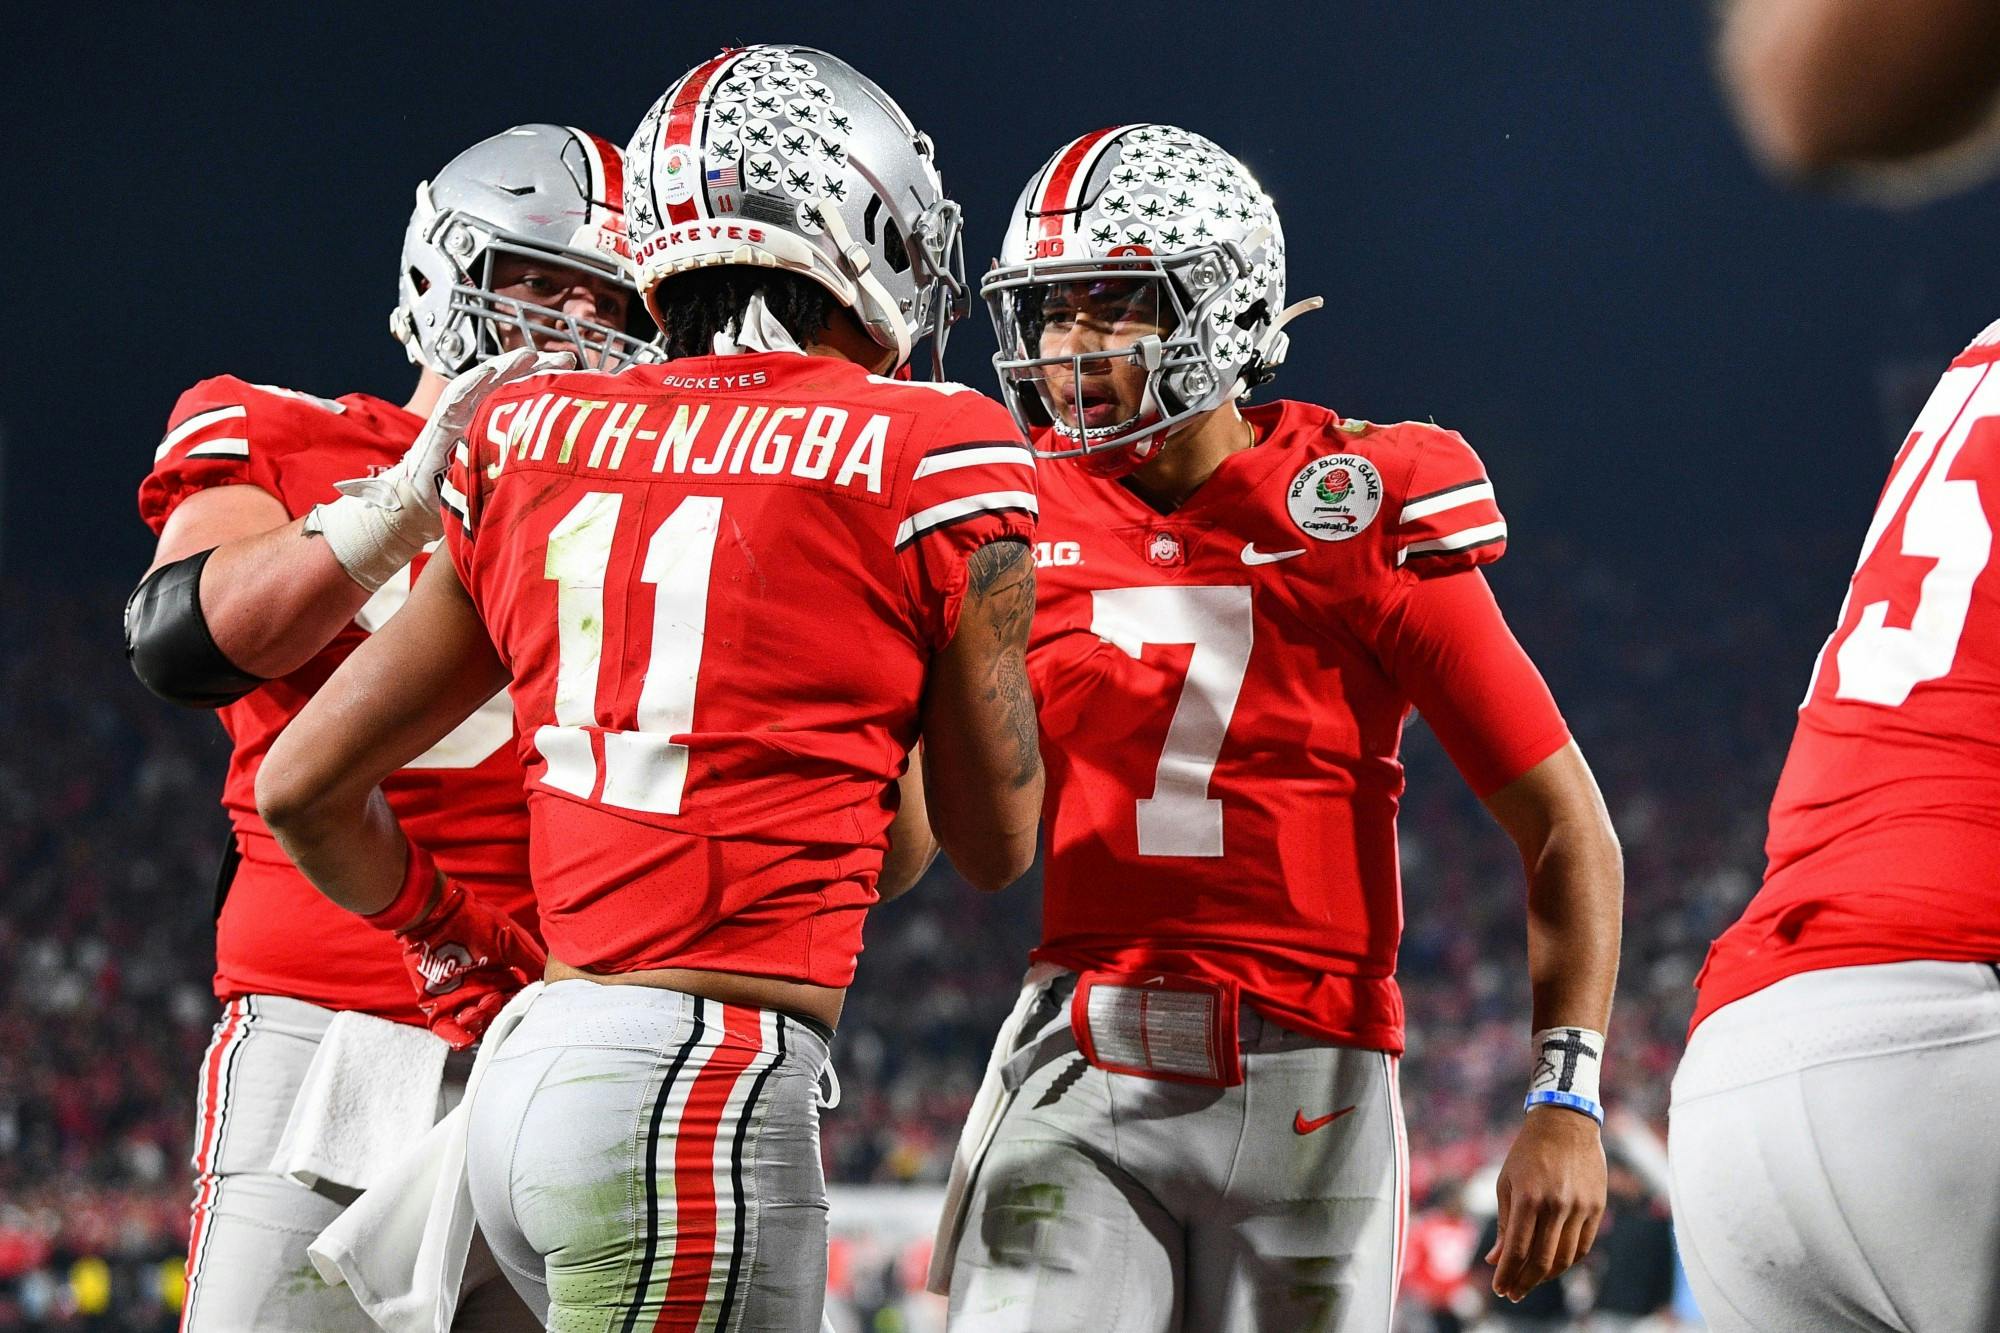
[{"xmin": 1287, "ymin": 454, "xmax": 1381, "ymax": 541}]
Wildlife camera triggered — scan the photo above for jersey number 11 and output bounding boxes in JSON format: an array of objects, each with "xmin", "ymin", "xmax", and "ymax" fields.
[{"xmin": 536, "ymin": 491, "xmax": 722, "ymax": 815}]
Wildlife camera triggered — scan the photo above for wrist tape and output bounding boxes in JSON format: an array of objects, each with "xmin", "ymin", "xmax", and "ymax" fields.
[
  {"xmin": 304, "ymin": 490, "xmax": 430, "ymax": 594},
  {"xmin": 1524, "ymin": 1026, "xmax": 1605, "ymax": 1124},
  {"xmin": 367, "ymin": 842, "xmax": 441, "ymax": 934}
]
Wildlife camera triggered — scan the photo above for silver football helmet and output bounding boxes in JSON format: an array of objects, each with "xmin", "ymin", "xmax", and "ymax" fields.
[
  {"xmin": 984, "ymin": 125, "xmax": 1320, "ymax": 474},
  {"xmin": 392, "ymin": 124, "xmax": 659, "ymax": 376},
  {"xmin": 625, "ymin": 45, "xmax": 967, "ymax": 374}
]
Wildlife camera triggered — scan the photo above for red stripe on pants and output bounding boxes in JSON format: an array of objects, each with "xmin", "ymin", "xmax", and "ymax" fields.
[
  {"xmin": 653, "ymin": 1004, "xmax": 763, "ymax": 1330},
  {"xmin": 180, "ymin": 999, "xmax": 246, "ymax": 1330}
]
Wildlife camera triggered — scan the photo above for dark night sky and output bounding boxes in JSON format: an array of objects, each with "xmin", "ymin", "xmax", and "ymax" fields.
[{"xmin": 6, "ymin": 3, "xmax": 1998, "ymax": 588}]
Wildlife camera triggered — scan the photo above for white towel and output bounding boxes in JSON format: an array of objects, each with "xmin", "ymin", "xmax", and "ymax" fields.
[
  {"xmin": 272, "ymin": 1010, "xmax": 451, "ymax": 1193},
  {"xmin": 712, "ymin": 293, "xmax": 806, "ymax": 356},
  {"xmin": 309, "ymin": 982, "xmax": 545, "ymax": 1333},
  {"xmin": 926, "ymin": 963, "xmax": 1064, "ymax": 1296}
]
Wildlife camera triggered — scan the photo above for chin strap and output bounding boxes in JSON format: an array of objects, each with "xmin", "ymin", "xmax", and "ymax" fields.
[{"xmin": 1240, "ymin": 296, "xmax": 1325, "ymax": 393}]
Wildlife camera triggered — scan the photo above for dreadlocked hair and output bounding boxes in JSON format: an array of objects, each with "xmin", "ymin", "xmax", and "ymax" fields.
[{"xmin": 647, "ymin": 267, "xmax": 840, "ymax": 360}]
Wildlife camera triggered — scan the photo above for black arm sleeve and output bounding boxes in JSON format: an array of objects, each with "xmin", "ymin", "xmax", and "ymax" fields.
[{"xmin": 124, "ymin": 548, "xmax": 268, "ymax": 708}]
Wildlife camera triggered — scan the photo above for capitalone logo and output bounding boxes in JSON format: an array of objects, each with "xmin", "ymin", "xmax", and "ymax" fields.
[{"xmin": 1288, "ymin": 454, "xmax": 1382, "ymax": 543}]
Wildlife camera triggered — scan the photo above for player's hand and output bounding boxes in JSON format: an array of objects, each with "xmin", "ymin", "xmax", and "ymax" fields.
[
  {"xmin": 334, "ymin": 346, "xmax": 574, "ymax": 530},
  {"xmin": 1485, "ymin": 1105, "xmax": 1606, "ymax": 1302},
  {"xmin": 396, "ymin": 878, "xmax": 546, "ymax": 1050}
]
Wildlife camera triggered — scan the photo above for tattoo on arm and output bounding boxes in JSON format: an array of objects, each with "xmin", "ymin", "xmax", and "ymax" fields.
[
  {"xmin": 964, "ymin": 540, "xmax": 1040, "ymax": 789},
  {"xmin": 967, "ymin": 537, "xmax": 1032, "ymax": 602}
]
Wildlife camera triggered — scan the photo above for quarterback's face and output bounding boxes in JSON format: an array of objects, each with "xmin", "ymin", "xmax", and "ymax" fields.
[
  {"xmin": 489, "ymin": 254, "xmax": 634, "ymax": 363},
  {"xmin": 1035, "ymin": 278, "xmax": 1169, "ymax": 433}
]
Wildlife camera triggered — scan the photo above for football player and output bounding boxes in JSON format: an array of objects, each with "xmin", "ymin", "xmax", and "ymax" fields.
[
  {"xmin": 932, "ymin": 125, "xmax": 1624, "ymax": 1331},
  {"xmin": 124, "ymin": 125, "xmax": 653, "ymax": 1332},
  {"xmin": 1669, "ymin": 304, "xmax": 2000, "ymax": 1331},
  {"xmin": 1671, "ymin": 8, "xmax": 2000, "ymax": 1330},
  {"xmin": 256, "ymin": 45, "xmax": 1043, "ymax": 1330}
]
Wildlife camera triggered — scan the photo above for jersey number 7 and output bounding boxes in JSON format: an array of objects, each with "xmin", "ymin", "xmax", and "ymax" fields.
[{"xmin": 1090, "ymin": 585, "xmax": 1254, "ymax": 857}]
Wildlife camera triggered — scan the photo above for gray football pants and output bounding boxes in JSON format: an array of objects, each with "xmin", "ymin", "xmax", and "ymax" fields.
[
  {"xmin": 1670, "ymin": 959, "xmax": 2000, "ymax": 1333},
  {"xmin": 465, "ymin": 980, "xmax": 833, "ymax": 1332},
  {"xmin": 948, "ymin": 974, "xmax": 1408, "ymax": 1332},
  {"xmin": 181, "ymin": 994, "xmax": 536, "ymax": 1333}
]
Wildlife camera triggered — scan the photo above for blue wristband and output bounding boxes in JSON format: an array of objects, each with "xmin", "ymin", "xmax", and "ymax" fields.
[{"xmin": 1524, "ymin": 1090, "xmax": 1604, "ymax": 1124}]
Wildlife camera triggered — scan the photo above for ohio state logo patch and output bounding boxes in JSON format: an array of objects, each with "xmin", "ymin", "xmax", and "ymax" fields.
[
  {"xmin": 1287, "ymin": 454, "xmax": 1382, "ymax": 542},
  {"xmin": 414, "ymin": 942, "xmax": 475, "ymax": 996},
  {"xmin": 1145, "ymin": 528, "xmax": 1186, "ymax": 566}
]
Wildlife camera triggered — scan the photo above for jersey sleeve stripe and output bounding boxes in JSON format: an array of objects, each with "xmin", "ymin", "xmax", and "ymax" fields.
[
  {"xmin": 894, "ymin": 490, "xmax": 1039, "ymax": 549},
  {"xmin": 156, "ymin": 405, "xmax": 247, "ymax": 460},
  {"xmin": 1398, "ymin": 480, "xmax": 1493, "ymax": 524},
  {"xmin": 184, "ymin": 439, "xmax": 251, "ymax": 460},
  {"xmin": 865, "ymin": 375, "xmax": 975, "ymax": 395},
  {"xmin": 912, "ymin": 444, "xmax": 1037, "ymax": 478},
  {"xmin": 1397, "ymin": 520, "xmax": 1508, "ymax": 565}
]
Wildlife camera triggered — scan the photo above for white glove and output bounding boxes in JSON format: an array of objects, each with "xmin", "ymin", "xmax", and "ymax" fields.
[{"xmin": 308, "ymin": 347, "xmax": 573, "ymax": 591}]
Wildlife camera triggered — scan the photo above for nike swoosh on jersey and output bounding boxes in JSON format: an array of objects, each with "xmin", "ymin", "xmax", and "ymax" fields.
[
  {"xmin": 1241, "ymin": 542, "xmax": 1307, "ymax": 565},
  {"xmin": 1293, "ymin": 1105, "xmax": 1358, "ymax": 1135}
]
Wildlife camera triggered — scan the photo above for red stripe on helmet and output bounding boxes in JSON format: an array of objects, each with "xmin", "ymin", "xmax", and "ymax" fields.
[
  {"xmin": 1036, "ymin": 125, "xmax": 1123, "ymax": 241},
  {"xmin": 587, "ymin": 132, "xmax": 625, "ymax": 217},
  {"xmin": 662, "ymin": 50, "xmax": 740, "ymax": 224}
]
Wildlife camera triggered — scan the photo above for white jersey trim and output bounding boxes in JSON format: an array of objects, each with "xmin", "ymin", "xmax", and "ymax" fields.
[
  {"xmin": 186, "ymin": 439, "xmax": 251, "ymax": 460},
  {"xmin": 1397, "ymin": 519, "xmax": 1507, "ymax": 565},
  {"xmin": 912, "ymin": 445, "xmax": 1037, "ymax": 479},
  {"xmin": 865, "ymin": 375, "xmax": 977, "ymax": 395},
  {"xmin": 156, "ymin": 405, "xmax": 247, "ymax": 460},
  {"xmin": 1398, "ymin": 480, "xmax": 1493, "ymax": 524},
  {"xmin": 894, "ymin": 490, "xmax": 1039, "ymax": 549}
]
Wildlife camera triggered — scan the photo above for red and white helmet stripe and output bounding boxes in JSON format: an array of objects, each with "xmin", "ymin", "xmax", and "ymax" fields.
[
  {"xmin": 624, "ymin": 45, "xmax": 969, "ymax": 373},
  {"xmin": 1027, "ymin": 125, "xmax": 1131, "ymax": 253},
  {"xmin": 651, "ymin": 49, "xmax": 746, "ymax": 227}
]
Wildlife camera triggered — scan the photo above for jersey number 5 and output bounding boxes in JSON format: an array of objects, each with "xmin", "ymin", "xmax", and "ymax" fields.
[
  {"xmin": 536, "ymin": 490, "xmax": 722, "ymax": 814},
  {"xmin": 1090, "ymin": 585, "xmax": 1254, "ymax": 857},
  {"xmin": 1817, "ymin": 362, "xmax": 1996, "ymax": 707}
]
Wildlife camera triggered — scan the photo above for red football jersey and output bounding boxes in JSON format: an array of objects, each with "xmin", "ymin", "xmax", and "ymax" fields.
[
  {"xmin": 1693, "ymin": 322, "xmax": 2000, "ymax": 1030},
  {"xmin": 1027, "ymin": 400, "xmax": 1571, "ymax": 1053},
  {"xmin": 443, "ymin": 351, "xmax": 1037, "ymax": 988},
  {"xmin": 139, "ymin": 377, "xmax": 534, "ymax": 1023}
]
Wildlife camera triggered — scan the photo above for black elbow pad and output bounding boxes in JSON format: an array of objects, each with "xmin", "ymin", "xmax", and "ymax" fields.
[{"xmin": 125, "ymin": 549, "xmax": 267, "ymax": 708}]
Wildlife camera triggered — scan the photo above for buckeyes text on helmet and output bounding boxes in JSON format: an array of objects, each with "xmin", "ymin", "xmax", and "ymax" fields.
[
  {"xmin": 983, "ymin": 124, "xmax": 1318, "ymax": 475},
  {"xmin": 624, "ymin": 45, "xmax": 969, "ymax": 376},
  {"xmin": 392, "ymin": 124, "xmax": 661, "ymax": 377}
]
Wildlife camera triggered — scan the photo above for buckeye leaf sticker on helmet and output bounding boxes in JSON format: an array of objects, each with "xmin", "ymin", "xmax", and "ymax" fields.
[
  {"xmin": 982, "ymin": 124, "xmax": 1323, "ymax": 476},
  {"xmin": 624, "ymin": 44, "xmax": 969, "ymax": 376}
]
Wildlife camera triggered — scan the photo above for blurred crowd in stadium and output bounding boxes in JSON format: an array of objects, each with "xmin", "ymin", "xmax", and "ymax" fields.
[{"xmin": 0, "ymin": 517, "xmax": 1848, "ymax": 1329}]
